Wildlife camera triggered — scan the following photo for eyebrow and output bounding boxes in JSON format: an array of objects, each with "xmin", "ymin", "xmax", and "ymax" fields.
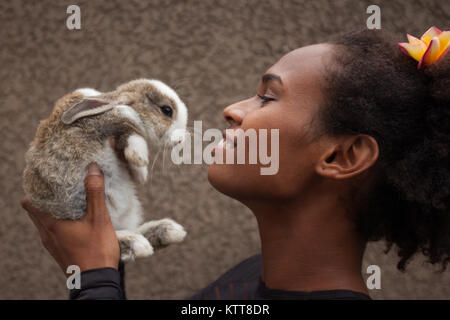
[{"xmin": 262, "ymin": 73, "xmax": 283, "ymax": 85}]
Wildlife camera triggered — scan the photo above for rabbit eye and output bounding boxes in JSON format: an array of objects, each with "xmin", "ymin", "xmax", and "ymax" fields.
[{"xmin": 160, "ymin": 105, "xmax": 173, "ymax": 118}]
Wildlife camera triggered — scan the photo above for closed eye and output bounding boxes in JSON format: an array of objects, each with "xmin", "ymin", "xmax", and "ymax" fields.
[{"xmin": 257, "ymin": 94, "xmax": 275, "ymax": 105}]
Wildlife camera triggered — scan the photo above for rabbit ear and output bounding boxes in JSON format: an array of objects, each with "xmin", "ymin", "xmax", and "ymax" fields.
[{"xmin": 61, "ymin": 98, "xmax": 115, "ymax": 124}]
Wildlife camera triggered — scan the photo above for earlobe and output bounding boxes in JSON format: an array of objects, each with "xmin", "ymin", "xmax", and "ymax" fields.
[{"xmin": 316, "ymin": 135, "xmax": 379, "ymax": 180}]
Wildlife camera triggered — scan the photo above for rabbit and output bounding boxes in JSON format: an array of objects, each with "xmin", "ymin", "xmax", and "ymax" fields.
[{"xmin": 22, "ymin": 79, "xmax": 188, "ymax": 262}]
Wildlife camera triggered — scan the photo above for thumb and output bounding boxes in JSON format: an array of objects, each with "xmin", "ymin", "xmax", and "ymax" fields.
[{"xmin": 84, "ymin": 162, "xmax": 107, "ymax": 221}]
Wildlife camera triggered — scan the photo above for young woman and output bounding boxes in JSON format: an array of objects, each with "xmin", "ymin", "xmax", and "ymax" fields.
[{"xmin": 21, "ymin": 29, "xmax": 449, "ymax": 300}]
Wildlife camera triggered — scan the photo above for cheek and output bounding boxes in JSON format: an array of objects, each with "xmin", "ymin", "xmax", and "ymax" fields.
[
  {"xmin": 143, "ymin": 114, "xmax": 171, "ymax": 139},
  {"xmin": 207, "ymin": 110, "xmax": 315, "ymax": 199},
  {"xmin": 275, "ymin": 134, "xmax": 317, "ymax": 195},
  {"xmin": 279, "ymin": 108, "xmax": 323, "ymax": 181},
  {"xmin": 206, "ymin": 113, "xmax": 275, "ymax": 197}
]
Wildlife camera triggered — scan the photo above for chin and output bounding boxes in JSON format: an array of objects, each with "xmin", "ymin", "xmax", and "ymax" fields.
[
  {"xmin": 207, "ymin": 162, "xmax": 270, "ymax": 201},
  {"xmin": 208, "ymin": 162, "xmax": 302, "ymax": 205},
  {"xmin": 207, "ymin": 163, "xmax": 239, "ymax": 197}
]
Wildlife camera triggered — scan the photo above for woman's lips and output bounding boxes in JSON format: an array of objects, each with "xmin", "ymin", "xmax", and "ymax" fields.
[{"xmin": 211, "ymin": 130, "xmax": 236, "ymax": 157}]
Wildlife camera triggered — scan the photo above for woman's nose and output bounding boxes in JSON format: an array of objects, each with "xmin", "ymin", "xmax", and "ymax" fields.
[{"xmin": 223, "ymin": 103, "xmax": 247, "ymax": 127}]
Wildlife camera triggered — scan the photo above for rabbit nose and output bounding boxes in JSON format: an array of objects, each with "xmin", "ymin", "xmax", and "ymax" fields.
[
  {"xmin": 170, "ymin": 129, "xmax": 186, "ymax": 146},
  {"xmin": 174, "ymin": 138, "xmax": 183, "ymax": 146}
]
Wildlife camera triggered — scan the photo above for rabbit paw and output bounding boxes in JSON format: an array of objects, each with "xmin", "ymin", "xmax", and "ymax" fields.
[
  {"xmin": 124, "ymin": 134, "xmax": 149, "ymax": 167},
  {"xmin": 116, "ymin": 230, "xmax": 154, "ymax": 262},
  {"xmin": 138, "ymin": 218, "xmax": 187, "ymax": 249}
]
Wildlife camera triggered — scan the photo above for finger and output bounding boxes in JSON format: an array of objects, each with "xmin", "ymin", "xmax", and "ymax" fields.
[
  {"xmin": 84, "ymin": 162, "xmax": 107, "ymax": 222},
  {"xmin": 21, "ymin": 196, "xmax": 56, "ymax": 230}
]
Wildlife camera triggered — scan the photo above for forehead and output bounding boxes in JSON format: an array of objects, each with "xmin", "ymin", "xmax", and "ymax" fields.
[
  {"xmin": 266, "ymin": 44, "xmax": 333, "ymax": 94},
  {"xmin": 139, "ymin": 80, "xmax": 178, "ymax": 108},
  {"xmin": 147, "ymin": 80, "xmax": 180, "ymax": 106},
  {"xmin": 119, "ymin": 79, "xmax": 181, "ymax": 108}
]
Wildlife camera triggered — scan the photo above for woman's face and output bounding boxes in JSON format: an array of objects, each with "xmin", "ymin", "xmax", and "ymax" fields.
[{"xmin": 208, "ymin": 44, "xmax": 334, "ymax": 203}]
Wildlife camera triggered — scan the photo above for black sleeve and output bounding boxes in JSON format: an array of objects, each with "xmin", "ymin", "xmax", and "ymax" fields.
[
  {"xmin": 69, "ymin": 262, "xmax": 126, "ymax": 300},
  {"xmin": 189, "ymin": 254, "xmax": 263, "ymax": 300}
]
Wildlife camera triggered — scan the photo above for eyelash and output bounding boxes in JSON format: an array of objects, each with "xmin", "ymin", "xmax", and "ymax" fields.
[{"xmin": 257, "ymin": 94, "xmax": 275, "ymax": 105}]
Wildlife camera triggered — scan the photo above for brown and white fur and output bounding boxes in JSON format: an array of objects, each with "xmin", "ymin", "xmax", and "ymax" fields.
[{"xmin": 23, "ymin": 79, "xmax": 188, "ymax": 261}]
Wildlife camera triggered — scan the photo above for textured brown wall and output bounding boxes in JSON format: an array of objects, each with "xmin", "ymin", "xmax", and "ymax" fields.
[{"xmin": 0, "ymin": 0, "xmax": 448, "ymax": 299}]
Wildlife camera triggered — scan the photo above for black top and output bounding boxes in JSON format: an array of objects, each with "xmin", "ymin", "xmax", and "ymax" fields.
[{"xmin": 69, "ymin": 254, "xmax": 371, "ymax": 300}]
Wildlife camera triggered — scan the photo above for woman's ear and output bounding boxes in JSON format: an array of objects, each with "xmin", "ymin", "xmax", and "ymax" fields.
[{"xmin": 315, "ymin": 134, "xmax": 379, "ymax": 180}]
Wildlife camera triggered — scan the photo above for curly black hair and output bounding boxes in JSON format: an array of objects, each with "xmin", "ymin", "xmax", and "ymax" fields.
[{"xmin": 321, "ymin": 29, "xmax": 449, "ymax": 271}]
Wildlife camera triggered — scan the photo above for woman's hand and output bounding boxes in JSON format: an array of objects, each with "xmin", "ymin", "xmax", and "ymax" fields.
[{"xmin": 21, "ymin": 162, "xmax": 120, "ymax": 274}]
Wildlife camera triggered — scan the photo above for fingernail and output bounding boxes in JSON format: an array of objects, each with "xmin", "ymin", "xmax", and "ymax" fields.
[{"xmin": 87, "ymin": 162, "xmax": 103, "ymax": 176}]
